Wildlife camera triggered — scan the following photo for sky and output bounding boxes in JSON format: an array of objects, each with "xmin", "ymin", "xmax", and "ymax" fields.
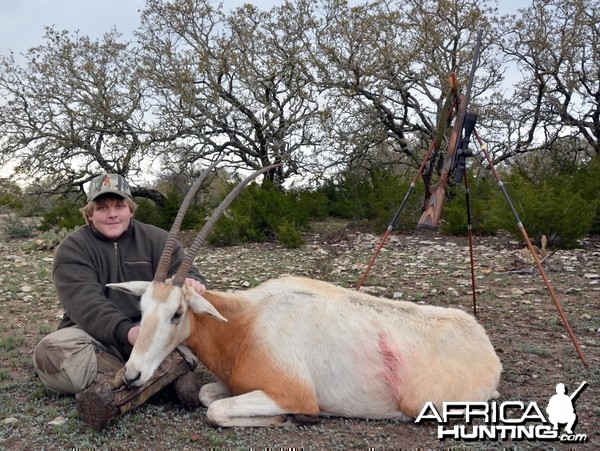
[
  {"xmin": 0, "ymin": 0, "xmax": 520, "ymax": 63},
  {"xmin": 0, "ymin": 0, "xmax": 282, "ymax": 58},
  {"xmin": 0, "ymin": 0, "xmax": 142, "ymax": 57}
]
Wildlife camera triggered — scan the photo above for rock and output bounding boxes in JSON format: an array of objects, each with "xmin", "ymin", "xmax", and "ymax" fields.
[
  {"xmin": 47, "ymin": 416, "xmax": 67, "ymax": 426},
  {"xmin": 447, "ymin": 287, "xmax": 459, "ymax": 297},
  {"xmin": 1, "ymin": 416, "xmax": 19, "ymax": 425}
]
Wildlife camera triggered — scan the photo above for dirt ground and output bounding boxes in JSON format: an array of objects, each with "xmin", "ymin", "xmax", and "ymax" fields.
[{"xmin": 0, "ymin": 220, "xmax": 598, "ymax": 449}]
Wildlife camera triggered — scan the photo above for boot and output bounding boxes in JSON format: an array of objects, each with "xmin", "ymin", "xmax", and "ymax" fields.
[
  {"xmin": 173, "ymin": 370, "xmax": 204, "ymax": 408},
  {"xmin": 172, "ymin": 345, "xmax": 203, "ymax": 407},
  {"xmin": 95, "ymin": 351, "xmax": 125, "ymax": 376},
  {"xmin": 76, "ymin": 350, "xmax": 190, "ymax": 429}
]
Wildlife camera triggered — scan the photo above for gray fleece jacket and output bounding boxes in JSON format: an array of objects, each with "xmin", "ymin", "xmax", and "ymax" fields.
[{"xmin": 53, "ymin": 219, "xmax": 206, "ymax": 358}]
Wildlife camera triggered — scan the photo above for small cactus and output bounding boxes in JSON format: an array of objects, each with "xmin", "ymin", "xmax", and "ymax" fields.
[
  {"xmin": 22, "ymin": 226, "xmax": 80, "ymax": 251},
  {"xmin": 520, "ymin": 234, "xmax": 549, "ymax": 262}
]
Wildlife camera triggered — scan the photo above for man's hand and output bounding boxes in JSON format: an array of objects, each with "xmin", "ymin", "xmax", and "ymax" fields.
[
  {"xmin": 127, "ymin": 325, "xmax": 140, "ymax": 346},
  {"xmin": 185, "ymin": 277, "xmax": 206, "ymax": 295}
]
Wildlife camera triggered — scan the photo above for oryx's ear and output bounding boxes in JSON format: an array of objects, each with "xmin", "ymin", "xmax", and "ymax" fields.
[
  {"xmin": 189, "ymin": 292, "xmax": 228, "ymax": 322},
  {"xmin": 107, "ymin": 281, "xmax": 151, "ymax": 296}
]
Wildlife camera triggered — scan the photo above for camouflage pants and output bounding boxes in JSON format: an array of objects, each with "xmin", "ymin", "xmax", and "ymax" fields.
[{"xmin": 33, "ymin": 326, "xmax": 198, "ymax": 394}]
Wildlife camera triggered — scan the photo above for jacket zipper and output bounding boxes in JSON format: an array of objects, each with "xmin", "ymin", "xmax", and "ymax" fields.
[{"xmin": 114, "ymin": 242, "xmax": 119, "ymax": 275}]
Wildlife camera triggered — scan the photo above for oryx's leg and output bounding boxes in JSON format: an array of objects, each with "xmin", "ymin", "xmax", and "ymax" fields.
[
  {"xmin": 199, "ymin": 381, "xmax": 232, "ymax": 407},
  {"xmin": 206, "ymin": 390, "xmax": 307, "ymax": 427}
]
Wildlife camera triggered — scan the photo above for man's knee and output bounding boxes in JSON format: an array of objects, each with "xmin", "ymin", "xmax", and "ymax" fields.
[
  {"xmin": 33, "ymin": 338, "xmax": 61, "ymax": 376},
  {"xmin": 33, "ymin": 333, "xmax": 97, "ymax": 394}
]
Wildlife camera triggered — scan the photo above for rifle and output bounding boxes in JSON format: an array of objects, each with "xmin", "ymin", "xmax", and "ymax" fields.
[
  {"xmin": 417, "ymin": 30, "xmax": 483, "ymax": 230},
  {"xmin": 569, "ymin": 381, "xmax": 587, "ymax": 401}
]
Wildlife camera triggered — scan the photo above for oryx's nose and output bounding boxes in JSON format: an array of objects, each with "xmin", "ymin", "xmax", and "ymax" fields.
[{"xmin": 124, "ymin": 369, "xmax": 142, "ymax": 387}]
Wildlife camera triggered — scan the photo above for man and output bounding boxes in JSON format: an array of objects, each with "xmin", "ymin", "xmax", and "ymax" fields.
[
  {"xmin": 33, "ymin": 173, "xmax": 206, "ymax": 403},
  {"xmin": 546, "ymin": 383, "xmax": 577, "ymax": 434}
]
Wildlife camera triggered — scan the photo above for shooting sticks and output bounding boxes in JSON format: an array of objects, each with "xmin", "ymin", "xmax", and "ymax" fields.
[{"xmin": 356, "ymin": 30, "xmax": 589, "ymax": 367}]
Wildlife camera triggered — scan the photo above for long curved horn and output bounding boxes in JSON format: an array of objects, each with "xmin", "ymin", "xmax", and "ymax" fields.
[
  {"xmin": 172, "ymin": 162, "xmax": 283, "ymax": 287},
  {"xmin": 154, "ymin": 158, "xmax": 224, "ymax": 282}
]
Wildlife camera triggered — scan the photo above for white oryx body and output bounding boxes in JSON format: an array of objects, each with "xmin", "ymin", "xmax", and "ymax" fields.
[
  {"xmin": 108, "ymin": 162, "xmax": 501, "ymax": 427},
  {"xmin": 110, "ymin": 275, "xmax": 502, "ymax": 427}
]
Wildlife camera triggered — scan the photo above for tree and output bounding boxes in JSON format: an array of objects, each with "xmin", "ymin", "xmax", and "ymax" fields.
[
  {"xmin": 0, "ymin": 177, "xmax": 24, "ymax": 210},
  {"xmin": 2, "ymin": 0, "xmax": 596, "ymax": 203},
  {"xmin": 496, "ymin": 0, "xmax": 600, "ymax": 162},
  {"xmin": 307, "ymin": 0, "xmax": 507, "ymax": 183},
  {"xmin": 138, "ymin": 0, "xmax": 326, "ymax": 187},
  {"xmin": 0, "ymin": 27, "xmax": 166, "ymax": 204}
]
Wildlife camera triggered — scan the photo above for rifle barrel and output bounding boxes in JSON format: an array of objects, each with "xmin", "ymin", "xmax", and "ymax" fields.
[{"xmin": 569, "ymin": 381, "xmax": 587, "ymax": 400}]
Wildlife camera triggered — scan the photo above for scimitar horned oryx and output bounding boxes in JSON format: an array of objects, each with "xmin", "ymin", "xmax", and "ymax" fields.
[{"xmin": 108, "ymin": 161, "xmax": 502, "ymax": 428}]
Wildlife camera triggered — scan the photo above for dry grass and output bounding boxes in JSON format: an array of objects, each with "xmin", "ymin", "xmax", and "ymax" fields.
[{"xmin": 1, "ymin": 221, "xmax": 598, "ymax": 449}]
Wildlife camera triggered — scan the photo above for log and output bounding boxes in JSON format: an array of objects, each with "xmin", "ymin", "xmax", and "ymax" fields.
[{"xmin": 76, "ymin": 351, "xmax": 190, "ymax": 429}]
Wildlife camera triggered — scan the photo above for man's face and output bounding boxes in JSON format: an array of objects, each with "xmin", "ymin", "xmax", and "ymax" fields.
[{"xmin": 90, "ymin": 196, "xmax": 133, "ymax": 240}]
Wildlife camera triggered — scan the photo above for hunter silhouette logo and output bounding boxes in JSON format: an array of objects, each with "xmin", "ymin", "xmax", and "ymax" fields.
[
  {"xmin": 546, "ymin": 381, "xmax": 586, "ymax": 435},
  {"xmin": 415, "ymin": 381, "xmax": 588, "ymax": 443}
]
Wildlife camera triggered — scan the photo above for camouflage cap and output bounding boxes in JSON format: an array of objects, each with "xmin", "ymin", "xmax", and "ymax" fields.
[{"xmin": 87, "ymin": 174, "xmax": 132, "ymax": 202}]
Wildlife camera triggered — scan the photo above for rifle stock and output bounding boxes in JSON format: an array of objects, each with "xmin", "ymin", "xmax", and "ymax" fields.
[
  {"xmin": 418, "ymin": 93, "xmax": 467, "ymax": 230},
  {"xmin": 417, "ymin": 30, "xmax": 483, "ymax": 231}
]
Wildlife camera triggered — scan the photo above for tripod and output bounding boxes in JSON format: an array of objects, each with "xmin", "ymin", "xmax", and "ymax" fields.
[{"xmin": 355, "ymin": 119, "xmax": 589, "ymax": 368}]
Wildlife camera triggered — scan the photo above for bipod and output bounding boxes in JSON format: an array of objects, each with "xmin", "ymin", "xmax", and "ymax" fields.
[
  {"xmin": 473, "ymin": 129, "xmax": 588, "ymax": 367},
  {"xmin": 451, "ymin": 111, "xmax": 479, "ymax": 316},
  {"xmin": 458, "ymin": 163, "xmax": 478, "ymax": 316}
]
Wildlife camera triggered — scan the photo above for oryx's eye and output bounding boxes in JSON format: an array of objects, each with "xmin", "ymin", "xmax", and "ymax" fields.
[{"xmin": 171, "ymin": 309, "xmax": 184, "ymax": 323}]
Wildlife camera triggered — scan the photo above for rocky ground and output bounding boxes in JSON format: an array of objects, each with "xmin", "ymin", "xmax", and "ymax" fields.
[{"xmin": 0, "ymin": 220, "xmax": 598, "ymax": 449}]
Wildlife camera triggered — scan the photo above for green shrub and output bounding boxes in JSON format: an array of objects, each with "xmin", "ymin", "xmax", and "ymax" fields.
[
  {"xmin": 440, "ymin": 175, "xmax": 505, "ymax": 236},
  {"xmin": 134, "ymin": 191, "xmax": 204, "ymax": 231},
  {"xmin": 208, "ymin": 181, "xmax": 321, "ymax": 246},
  {"xmin": 208, "ymin": 214, "xmax": 253, "ymax": 246},
  {"xmin": 131, "ymin": 197, "xmax": 159, "ymax": 226},
  {"xmin": 0, "ymin": 178, "xmax": 24, "ymax": 211},
  {"xmin": 2, "ymin": 216, "xmax": 35, "ymax": 239},
  {"xmin": 440, "ymin": 152, "xmax": 599, "ymax": 246},
  {"xmin": 493, "ymin": 171, "xmax": 595, "ymax": 248},
  {"xmin": 296, "ymin": 190, "xmax": 329, "ymax": 221},
  {"xmin": 275, "ymin": 220, "xmax": 305, "ymax": 248},
  {"xmin": 39, "ymin": 200, "xmax": 85, "ymax": 231},
  {"xmin": 319, "ymin": 168, "xmax": 423, "ymax": 231},
  {"xmin": 580, "ymin": 156, "xmax": 600, "ymax": 234}
]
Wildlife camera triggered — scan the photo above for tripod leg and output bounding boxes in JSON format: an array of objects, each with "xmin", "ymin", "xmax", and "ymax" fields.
[
  {"xmin": 463, "ymin": 170, "xmax": 478, "ymax": 316},
  {"xmin": 357, "ymin": 80, "xmax": 458, "ymax": 289},
  {"xmin": 474, "ymin": 130, "xmax": 588, "ymax": 367},
  {"xmin": 356, "ymin": 139, "xmax": 437, "ymax": 290}
]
